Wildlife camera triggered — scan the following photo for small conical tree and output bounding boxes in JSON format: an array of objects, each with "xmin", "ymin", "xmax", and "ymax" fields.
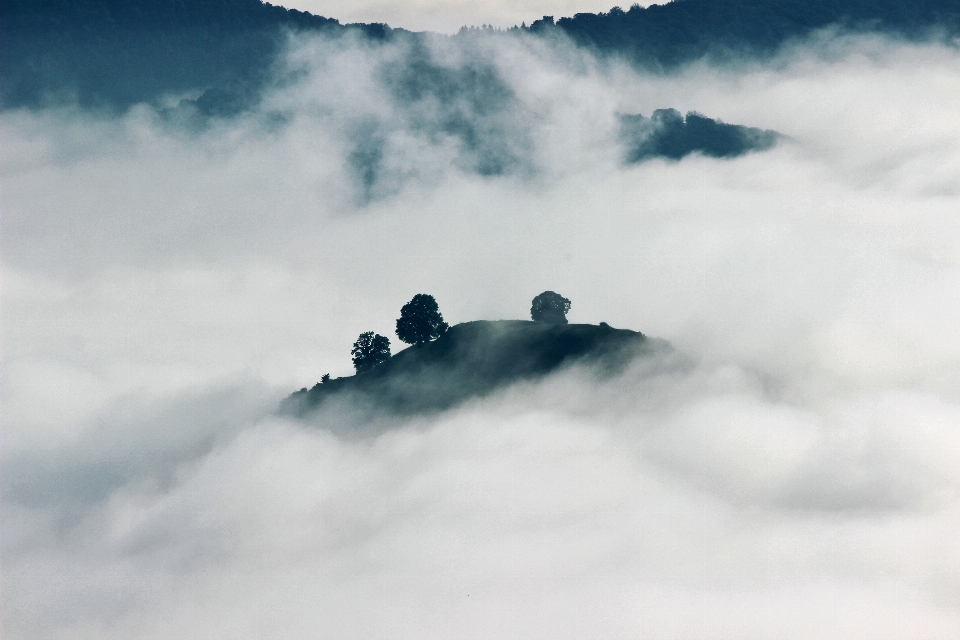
[
  {"xmin": 531, "ymin": 291, "xmax": 571, "ymax": 324},
  {"xmin": 351, "ymin": 332, "xmax": 391, "ymax": 373},
  {"xmin": 396, "ymin": 294, "xmax": 449, "ymax": 345}
]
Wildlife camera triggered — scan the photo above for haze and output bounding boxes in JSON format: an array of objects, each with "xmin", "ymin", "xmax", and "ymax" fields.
[{"xmin": 2, "ymin": 17, "xmax": 960, "ymax": 640}]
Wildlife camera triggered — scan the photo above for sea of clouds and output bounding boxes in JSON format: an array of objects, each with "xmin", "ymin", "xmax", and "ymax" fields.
[{"xmin": 2, "ymin": 26, "xmax": 960, "ymax": 639}]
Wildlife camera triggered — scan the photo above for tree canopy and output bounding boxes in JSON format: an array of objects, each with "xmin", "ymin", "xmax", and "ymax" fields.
[
  {"xmin": 351, "ymin": 332, "xmax": 391, "ymax": 373},
  {"xmin": 531, "ymin": 291, "xmax": 571, "ymax": 324},
  {"xmin": 621, "ymin": 109, "xmax": 778, "ymax": 162},
  {"xmin": 396, "ymin": 294, "xmax": 448, "ymax": 345},
  {"xmin": 533, "ymin": 0, "xmax": 960, "ymax": 69},
  {"xmin": 6, "ymin": 0, "xmax": 959, "ymax": 112},
  {"xmin": 0, "ymin": 0, "xmax": 387, "ymax": 111}
]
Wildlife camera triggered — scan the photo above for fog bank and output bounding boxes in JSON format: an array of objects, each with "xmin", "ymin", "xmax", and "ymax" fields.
[{"xmin": 2, "ymin": 29, "xmax": 960, "ymax": 638}]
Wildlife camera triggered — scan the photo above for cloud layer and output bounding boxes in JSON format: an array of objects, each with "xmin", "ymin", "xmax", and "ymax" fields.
[{"xmin": 2, "ymin": 29, "xmax": 960, "ymax": 638}]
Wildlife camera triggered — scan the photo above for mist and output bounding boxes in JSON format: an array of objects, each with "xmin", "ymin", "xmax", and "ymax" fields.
[{"xmin": 2, "ymin": 26, "xmax": 960, "ymax": 639}]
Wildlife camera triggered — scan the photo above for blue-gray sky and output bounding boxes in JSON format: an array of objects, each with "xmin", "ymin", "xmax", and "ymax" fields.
[{"xmin": 275, "ymin": 0, "xmax": 653, "ymax": 32}]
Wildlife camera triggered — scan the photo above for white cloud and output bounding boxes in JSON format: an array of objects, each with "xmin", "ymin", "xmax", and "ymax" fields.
[{"xmin": 2, "ymin": 30, "xmax": 960, "ymax": 639}]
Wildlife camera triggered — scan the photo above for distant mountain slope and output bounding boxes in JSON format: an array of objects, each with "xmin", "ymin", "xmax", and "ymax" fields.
[
  {"xmin": 0, "ymin": 0, "xmax": 390, "ymax": 110},
  {"xmin": 531, "ymin": 0, "xmax": 960, "ymax": 67},
  {"xmin": 5, "ymin": 0, "xmax": 959, "ymax": 112},
  {"xmin": 283, "ymin": 320, "xmax": 667, "ymax": 417}
]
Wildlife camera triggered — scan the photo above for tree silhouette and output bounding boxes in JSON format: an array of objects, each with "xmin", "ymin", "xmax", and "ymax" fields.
[
  {"xmin": 396, "ymin": 294, "xmax": 449, "ymax": 345},
  {"xmin": 531, "ymin": 291, "xmax": 571, "ymax": 324},
  {"xmin": 351, "ymin": 332, "xmax": 391, "ymax": 373}
]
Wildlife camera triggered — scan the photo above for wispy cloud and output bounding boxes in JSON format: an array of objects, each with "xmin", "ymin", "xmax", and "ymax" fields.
[{"xmin": 2, "ymin": 28, "xmax": 960, "ymax": 639}]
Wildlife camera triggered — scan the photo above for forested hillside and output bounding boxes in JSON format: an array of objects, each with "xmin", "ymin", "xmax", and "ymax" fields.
[
  {"xmin": 4, "ymin": 0, "xmax": 959, "ymax": 111},
  {"xmin": 0, "ymin": 0, "xmax": 389, "ymax": 110},
  {"xmin": 533, "ymin": 0, "xmax": 960, "ymax": 67}
]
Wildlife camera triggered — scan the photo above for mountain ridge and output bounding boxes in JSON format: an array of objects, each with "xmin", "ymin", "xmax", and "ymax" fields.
[
  {"xmin": 536, "ymin": 0, "xmax": 960, "ymax": 68},
  {"xmin": 4, "ymin": 0, "xmax": 960, "ymax": 111}
]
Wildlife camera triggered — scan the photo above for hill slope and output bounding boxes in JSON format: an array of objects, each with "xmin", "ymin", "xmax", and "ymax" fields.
[
  {"xmin": 534, "ymin": 0, "xmax": 960, "ymax": 67},
  {"xmin": 283, "ymin": 320, "xmax": 665, "ymax": 417},
  {"xmin": 6, "ymin": 0, "xmax": 960, "ymax": 112},
  {"xmin": 0, "ymin": 0, "xmax": 390, "ymax": 110}
]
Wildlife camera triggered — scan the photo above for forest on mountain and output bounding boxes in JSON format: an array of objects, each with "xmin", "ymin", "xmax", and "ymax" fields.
[
  {"xmin": 3, "ymin": 0, "xmax": 959, "ymax": 112},
  {"xmin": 534, "ymin": 0, "xmax": 960, "ymax": 67},
  {"xmin": 0, "ymin": 0, "xmax": 388, "ymax": 110}
]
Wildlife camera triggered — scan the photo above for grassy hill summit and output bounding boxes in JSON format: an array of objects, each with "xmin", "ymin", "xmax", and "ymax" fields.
[{"xmin": 283, "ymin": 293, "xmax": 667, "ymax": 417}]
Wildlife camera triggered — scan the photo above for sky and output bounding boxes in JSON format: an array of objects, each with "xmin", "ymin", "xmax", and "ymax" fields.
[
  {"xmin": 274, "ymin": 0, "xmax": 650, "ymax": 32},
  {"xmin": 2, "ymin": 15, "xmax": 960, "ymax": 640}
]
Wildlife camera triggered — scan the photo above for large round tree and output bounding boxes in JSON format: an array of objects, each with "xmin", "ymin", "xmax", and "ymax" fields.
[
  {"xmin": 351, "ymin": 332, "xmax": 391, "ymax": 373},
  {"xmin": 396, "ymin": 294, "xmax": 449, "ymax": 345},
  {"xmin": 530, "ymin": 291, "xmax": 571, "ymax": 324}
]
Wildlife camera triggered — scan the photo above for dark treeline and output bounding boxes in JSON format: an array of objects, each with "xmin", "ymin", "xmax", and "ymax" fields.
[
  {"xmin": 5, "ymin": 0, "xmax": 960, "ymax": 112},
  {"xmin": 531, "ymin": 0, "xmax": 960, "ymax": 67},
  {"xmin": 0, "ymin": 0, "xmax": 391, "ymax": 111},
  {"xmin": 621, "ymin": 109, "xmax": 779, "ymax": 162}
]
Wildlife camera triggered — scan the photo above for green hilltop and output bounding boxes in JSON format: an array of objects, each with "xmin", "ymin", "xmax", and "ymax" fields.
[{"xmin": 282, "ymin": 319, "xmax": 666, "ymax": 417}]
